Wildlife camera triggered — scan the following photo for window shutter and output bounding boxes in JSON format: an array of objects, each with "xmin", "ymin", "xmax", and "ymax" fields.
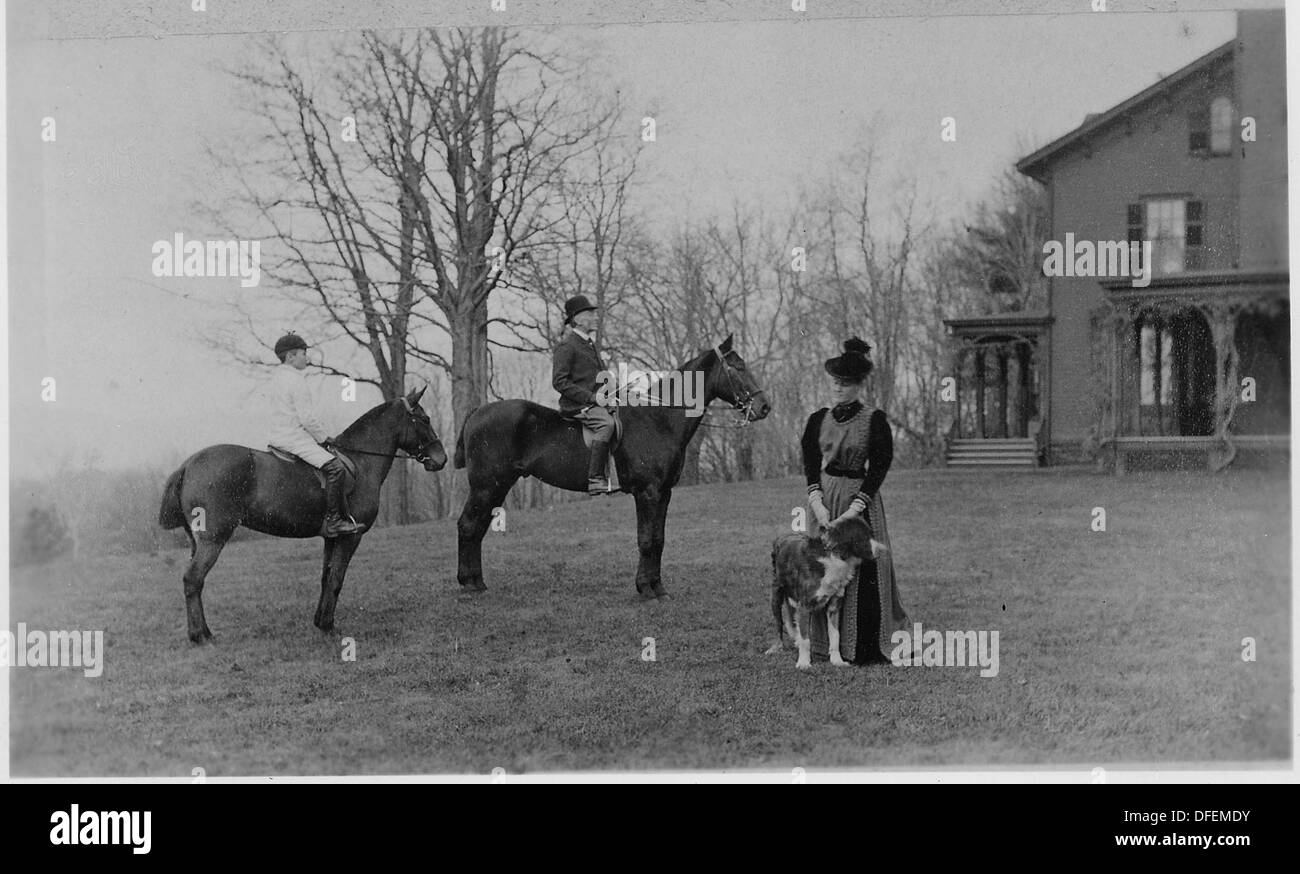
[
  {"xmin": 1186, "ymin": 200, "xmax": 1203, "ymax": 246},
  {"xmin": 1189, "ymin": 108, "xmax": 1209, "ymax": 153},
  {"xmin": 1127, "ymin": 203, "xmax": 1144, "ymax": 244}
]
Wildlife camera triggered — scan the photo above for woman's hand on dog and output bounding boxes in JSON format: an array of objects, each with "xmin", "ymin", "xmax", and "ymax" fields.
[{"xmin": 830, "ymin": 509, "xmax": 860, "ymax": 527}]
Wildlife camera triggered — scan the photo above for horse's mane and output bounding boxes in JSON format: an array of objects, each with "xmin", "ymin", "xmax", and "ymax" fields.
[
  {"xmin": 335, "ymin": 398, "xmax": 398, "ymax": 442},
  {"xmin": 677, "ymin": 345, "xmax": 719, "ymax": 372}
]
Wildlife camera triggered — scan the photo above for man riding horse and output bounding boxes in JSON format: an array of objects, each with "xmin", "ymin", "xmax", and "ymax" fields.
[
  {"xmin": 457, "ymin": 317, "xmax": 772, "ymax": 596},
  {"xmin": 551, "ymin": 296, "xmax": 617, "ymax": 496},
  {"xmin": 268, "ymin": 332, "xmax": 362, "ymax": 537}
]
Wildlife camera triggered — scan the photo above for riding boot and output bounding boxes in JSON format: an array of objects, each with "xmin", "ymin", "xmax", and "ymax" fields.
[
  {"xmin": 322, "ymin": 458, "xmax": 363, "ymax": 537},
  {"xmin": 586, "ymin": 439, "xmax": 611, "ymax": 496}
]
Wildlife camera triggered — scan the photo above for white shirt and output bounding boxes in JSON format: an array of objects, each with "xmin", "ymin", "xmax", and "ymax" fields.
[{"xmin": 268, "ymin": 364, "xmax": 330, "ymax": 447}]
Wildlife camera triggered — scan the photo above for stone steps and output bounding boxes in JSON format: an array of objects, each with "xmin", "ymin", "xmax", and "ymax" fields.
[{"xmin": 946, "ymin": 438, "xmax": 1038, "ymax": 467}]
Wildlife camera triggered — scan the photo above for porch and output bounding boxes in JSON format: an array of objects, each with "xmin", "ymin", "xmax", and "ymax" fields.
[
  {"xmin": 942, "ymin": 314, "xmax": 1053, "ymax": 467},
  {"xmin": 1098, "ymin": 271, "xmax": 1289, "ymax": 474}
]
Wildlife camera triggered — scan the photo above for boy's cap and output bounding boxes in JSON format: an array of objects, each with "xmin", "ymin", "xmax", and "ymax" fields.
[{"xmin": 274, "ymin": 332, "xmax": 309, "ymax": 358}]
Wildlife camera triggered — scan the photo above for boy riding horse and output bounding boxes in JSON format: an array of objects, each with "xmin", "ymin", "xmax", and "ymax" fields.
[
  {"xmin": 268, "ymin": 332, "xmax": 362, "ymax": 537},
  {"xmin": 551, "ymin": 296, "xmax": 615, "ymax": 496}
]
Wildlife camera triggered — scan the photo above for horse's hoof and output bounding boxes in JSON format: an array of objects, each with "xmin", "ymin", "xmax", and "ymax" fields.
[{"xmin": 458, "ymin": 581, "xmax": 487, "ymax": 594}]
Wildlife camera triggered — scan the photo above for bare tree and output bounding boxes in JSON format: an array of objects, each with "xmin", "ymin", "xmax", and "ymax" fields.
[
  {"xmin": 499, "ymin": 114, "xmax": 642, "ymax": 363},
  {"xmin": 902, "ymin": 234, "xmax": 985, "ymax": 462},
  {"xmin": 952, "ymin": 168, "xmax": 1049, "ymax": 313},
  {"xmin": 391, "ymin": 29, "xmax": 618, "ymax": 431},
  {"xmin": 694, "ymin": 204, "xmax": 795, "ymax": 482},
  {"xmin": 207, "ymin": 28, "xmax": 621, "ymax": 518}
]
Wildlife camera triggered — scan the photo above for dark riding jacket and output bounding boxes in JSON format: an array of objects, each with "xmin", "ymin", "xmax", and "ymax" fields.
[{"xmin": 552, "ymin": 328, "xmax": 606, "ymax": 415}]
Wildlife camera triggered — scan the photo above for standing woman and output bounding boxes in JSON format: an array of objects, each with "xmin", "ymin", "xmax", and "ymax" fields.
[{"xmin": 801, "ymin": 338, "xmax": 910, "ymax": 664}]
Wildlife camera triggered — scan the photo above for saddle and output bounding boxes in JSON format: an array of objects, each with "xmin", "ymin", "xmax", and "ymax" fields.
[
  {"xmin": 559, "ymin": 408, "xmax": 624, "ymax": 449},
  {"xmin": 559, "ymin": 408, "xmax": 623, "ymax": 491},
  {"xmin": 267, "ymin": 446, "xmax": 359, "ymax": 497}
]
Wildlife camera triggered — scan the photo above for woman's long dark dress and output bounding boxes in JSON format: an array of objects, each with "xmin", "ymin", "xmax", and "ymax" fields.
[{"xmin": 801, "ymin": 403, "xmax": 910, "ymax": 663}]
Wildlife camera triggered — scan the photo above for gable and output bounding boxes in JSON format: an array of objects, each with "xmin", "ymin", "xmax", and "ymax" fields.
[{"xmin": 1018, "ymin": 41, "xmax": 1235, "ymax": 182}]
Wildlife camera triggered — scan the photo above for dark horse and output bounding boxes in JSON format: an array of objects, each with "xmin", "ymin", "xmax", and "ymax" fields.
[
  {"xmin": 158, "ymin": 387, "xmax": 447, "ymax": 643},
  {"xmin": 453, "ymin": 335, "xmax": 770, "ymax": 598}
]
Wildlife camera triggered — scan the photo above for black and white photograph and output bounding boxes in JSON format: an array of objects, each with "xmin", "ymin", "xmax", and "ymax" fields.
[{"xmin": 3, "ymin": 0, "xmax": 1292, "ymax": 782}]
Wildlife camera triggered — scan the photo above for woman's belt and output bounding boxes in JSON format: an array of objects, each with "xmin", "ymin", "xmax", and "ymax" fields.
[{"xmin": 823, "ymin": 463, "xmax": 865, "ymax": 479}]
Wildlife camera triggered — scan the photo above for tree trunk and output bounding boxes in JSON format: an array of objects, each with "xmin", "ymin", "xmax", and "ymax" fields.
[
  {"xmin": 735, "ymin": 429, "xmax": 754, "ymax": 481},
  {"xmin": 449, "ymin": 298, "xmax": 491, "ymax": 513},
  {"xmin": 681, "ymin": 440, "xmax": 702, "ymax": 486}
]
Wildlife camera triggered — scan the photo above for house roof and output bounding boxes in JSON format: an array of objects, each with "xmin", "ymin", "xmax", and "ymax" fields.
[
  {"xmin": 943, "ymin": 313, "xmax": 1053, "ymax": 340},
  {"xmin": 1098, "ymin": 268, "xmax": 1288, "ymax": 296},
  {"xmin": 1016, "ymin": 39, "xmax": 1236, "ymax": 182}
]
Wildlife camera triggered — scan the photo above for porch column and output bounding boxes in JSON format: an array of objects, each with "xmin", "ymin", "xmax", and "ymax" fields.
[
  {"xmin": 1107, "ymin": 306, "xmax": 1122, "ymax": 444},
  {"xmin": 953, "ymin": 346, "xmax": 964, "ymax": 440},
  {"xmin": 1124, "ymin": 310, "xmax": 1142, "ymax": 435},
  {"xmin": 974, "ymin": 347, "xmax": 986, "ymax": 439},
  {"xmin": 1109, "ymin": 307, "xmax": 1135, "ymax": 475},
  {"xmin": 1207, "ymin": 303, "xmax": 1240, "ymax": 470},
  {"xmin": 1152, "ymin": 316, "xmax": 1165, "ymax": 436},
  {"xmin": 996, "ymin": 347, "xmax": 1010, "ymax": 438},
  {"xmin": 1017, "ymin": 342, "xmax": 1032, "ymax": 438}
]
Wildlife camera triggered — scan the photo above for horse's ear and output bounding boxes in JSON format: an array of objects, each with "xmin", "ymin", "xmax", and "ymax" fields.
[
  {"xmin": 719, "ymin": 334, "xmax": 734, "ymax": 354},
  {"xmin": 408, "ymin": 386, "xmax": 427, "ymax": 405}
]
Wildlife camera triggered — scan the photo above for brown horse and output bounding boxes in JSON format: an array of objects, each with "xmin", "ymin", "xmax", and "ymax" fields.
[
  {"xmin": 453, "ymin": 336, "xmax": 770, "ymax": 598},
  {"xmin": 159, "ymin": 388, "xmax": 447, "ymax": 642}
]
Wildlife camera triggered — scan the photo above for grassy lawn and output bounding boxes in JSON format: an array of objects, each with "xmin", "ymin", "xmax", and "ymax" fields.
[{"xmin": 8, "ymin": 466, "xmax": 1290, "ymax": 775}]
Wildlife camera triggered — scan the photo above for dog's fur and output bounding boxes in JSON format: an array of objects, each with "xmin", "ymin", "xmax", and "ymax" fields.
[{"xmin": 766, "ymin": 515, "xmax": 887, "ymax": 669}]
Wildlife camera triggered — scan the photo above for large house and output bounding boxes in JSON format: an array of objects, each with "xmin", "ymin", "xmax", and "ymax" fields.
[{"xmin": 945, "ymin": 8, "xmax": 1288, "ymax": 471}]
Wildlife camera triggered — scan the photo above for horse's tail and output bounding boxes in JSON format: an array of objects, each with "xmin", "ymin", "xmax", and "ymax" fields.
[
  {"xmin": 453, "ymin": 423, "xmax": 465, "ymax": 469},
  {"xmin": 453, "ymin": 413, "xmax": 472, "ymax": 470},
  {"xmin": 158, "ymin": 466, "xmax": 187, "ymax": 529}
]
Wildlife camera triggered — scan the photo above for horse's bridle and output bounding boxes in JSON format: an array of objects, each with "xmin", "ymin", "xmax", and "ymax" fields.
[
  {"xmin": 703, "ymin": 345, "xmax": 765, "ymax": 428},
  {"xmin": 328, "ymin": 397, "xmax": 439, "ymax": 464}
]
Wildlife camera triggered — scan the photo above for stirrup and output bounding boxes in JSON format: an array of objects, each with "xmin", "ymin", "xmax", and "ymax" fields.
[{"xmin": 322, "ymin": 513, "xmax": 364, "ymax": 537}]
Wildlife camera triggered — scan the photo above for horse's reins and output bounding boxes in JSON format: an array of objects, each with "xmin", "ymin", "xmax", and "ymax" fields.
[
  {"xmin": 304, "ymin": 347, "xmax": 439, "ymax": 463},
  {"xmin": 326, "ymin": 397, "xmax": 439, "ymax": 464}
]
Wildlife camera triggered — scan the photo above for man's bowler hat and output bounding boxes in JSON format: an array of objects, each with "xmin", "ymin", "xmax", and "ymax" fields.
[{"xmin": 563, "ymin": 295, "xmax": 598, "ymax": 325}]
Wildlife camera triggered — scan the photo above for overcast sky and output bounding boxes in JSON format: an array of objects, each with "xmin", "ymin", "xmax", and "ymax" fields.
[{"xmin": 6, "ymin": 3, "xmax": 1246, "ymax": 476}]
